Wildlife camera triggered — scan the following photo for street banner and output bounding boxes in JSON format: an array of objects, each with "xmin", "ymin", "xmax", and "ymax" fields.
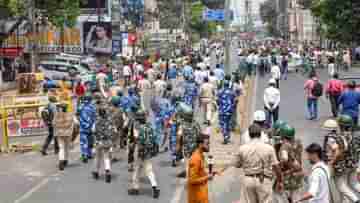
[
  {"xmin": 7, "ymin": 118, "xmax": 48, "ymax": 137},
  {"xmin": 83, "ymin": 22, "xmax": 112, "ymax": 56},
  {"xmin": 3, "ymin": 28, "xmax": 82, "ymax": 54},
  {"xmin": 112, "ymin": 34, "xmax": 122, "ymax": 55}
]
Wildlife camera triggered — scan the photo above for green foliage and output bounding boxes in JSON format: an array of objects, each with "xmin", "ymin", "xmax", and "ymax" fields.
[
  {"xmin": 311, "ymin": 0, "xmax": 360, "ymax": 44},
  {"xmin": 297, "ymin": 0, "xmax": 314, "ymax": 9},
  {"xmin": 37, "ymin": 0, "xmax": 82, "ymax": 28},
  {"xmin": 157, "ymin": 0, "xmax": 183, "ymax": 29},
  {"xmin": 0, "ymin": 0, "xmax": 26, "ymax": 18}
]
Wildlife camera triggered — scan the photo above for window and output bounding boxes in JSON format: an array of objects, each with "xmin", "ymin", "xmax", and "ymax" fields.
[{"xmin": 56, "ymin": 66, "xmax": 68, "ymax": 72}]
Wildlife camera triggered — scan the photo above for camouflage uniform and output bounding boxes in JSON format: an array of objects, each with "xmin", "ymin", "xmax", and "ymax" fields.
[
  {"xmin": 129, "ymin": 119, "xmax": 160, "ymax": 198},
  {"xmin": 217, "ymin": 86, "xmax": 236, "ymax": 142},
  {"xmin": 326, "ymin": 131, "xmax": 360, "ymax": 202},
  {"xmin": 274, "ymin": 141, "xmax": 303, "ymax": 203},
  {"xmin": 93, "ymin": 106, "xmax": 115, "ymax": 177},
  {"xmin": 182, "ymin": 79, "xmax": 198, "ymax": 109},
  {"xmin": 110, "ymin": 106, "xmax": 126, "ymax": 161}
]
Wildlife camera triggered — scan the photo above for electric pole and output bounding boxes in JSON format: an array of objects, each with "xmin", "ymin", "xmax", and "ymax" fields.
[{"xmin": 224, "ymin": 0, "xmax": 231, "ymax": 75}]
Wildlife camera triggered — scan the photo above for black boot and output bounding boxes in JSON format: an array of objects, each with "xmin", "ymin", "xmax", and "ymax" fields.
[
  {"xmin": 128, "ymin": 188, "xmax": 139, "ymax": 195},
  {"xmin": 152, "ymin": 186, "xmax": 160, "ymax": 199},
  {"xmin": 63, "ymin": 160, "xmax": 68, "ymax": 167},
  {"xmin": 81, "ymin": 155, "xmax": 88, "ymax": 163},
  {"xmin": 105, "ymin": 170, "xmax": 111, "ymax": 183},
  {"xmin": 172, "ymin": 160, "xmax": 177, "ymax": 167},
  {"xmin": 91, "ymin": 171, "xmax": 99, "ymax": 180},
  {"xmin": 58, "ymin": 161, "xmax": 65, "ymax": 171}
]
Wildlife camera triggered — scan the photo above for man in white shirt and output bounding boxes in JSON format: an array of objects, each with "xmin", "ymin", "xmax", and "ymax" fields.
[
  {"xmin": 194, "ymin": 66, "xmax": 203, "ymax": 85},
  {"xmin": 123, "ymin": 64, "xmax": 132, "ymax": 87},
  {"xmin": 264, "ymin": 79, "xmax": 280, "ymax": 126},
  {"xmin": 296, "ymin": 143, "xmax": 331, "ymax": 203},
  {"xmin": 153, "ymin": 74, "xmax": 167, "ymax": 98},
  {"xmin": 271, "ymin": 64, "xmax": 281, "ymax": 88}
]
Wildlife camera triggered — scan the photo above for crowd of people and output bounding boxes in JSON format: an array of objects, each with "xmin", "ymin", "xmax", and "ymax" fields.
[{"xmin": 36, "ymin": 38, "xmax": 360, "ymax": 203}]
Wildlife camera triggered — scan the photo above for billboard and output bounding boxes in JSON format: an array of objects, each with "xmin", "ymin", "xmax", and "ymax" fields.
[
  {"xmin": 2, "ymin": 28, "xmax": 82, "ymax": 54},
  {"xmin": 83, "ymin": 22, "xmax": 112, "ymax": 61}
]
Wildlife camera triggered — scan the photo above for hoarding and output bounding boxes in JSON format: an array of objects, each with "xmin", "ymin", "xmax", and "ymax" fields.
[
  {"xmin": 7, "ymin": 118, "xmax": 48, "ymax": 137},
  {"xmin": 83, "ymin": 22, "xmax": 112, "ymax": 56},
  {"xmin": 2, "ymin": 28, "xmax": 82, "ymax": 54}
]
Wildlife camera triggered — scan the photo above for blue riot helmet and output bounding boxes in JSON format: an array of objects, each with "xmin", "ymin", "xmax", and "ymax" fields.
[
  {"xmin": 83, "ymin": 92, "xmax": 92, "ymax": 102},
  {"xmin": 128, "ymin": 87, "xmax": 135, "ymax": 95}
]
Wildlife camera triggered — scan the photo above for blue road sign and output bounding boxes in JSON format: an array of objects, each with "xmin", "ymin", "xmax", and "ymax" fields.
[{"xmin": 203, "ymin": 9, "xmax": 234, "ymax": 22}]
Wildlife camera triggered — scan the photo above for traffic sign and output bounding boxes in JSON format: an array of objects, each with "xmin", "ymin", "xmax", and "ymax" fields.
[{"xmin": 203, "ymin": 9, "xmax": 225, "ymax": 21}]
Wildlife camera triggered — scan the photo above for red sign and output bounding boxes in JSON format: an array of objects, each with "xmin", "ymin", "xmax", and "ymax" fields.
[
  {"xmin": 0, "ymin": 47, "xmax": 23, "ymax": 58},
  {"xmin": 128, "ymin": 34, "xmax": 137, "ymax": 45},
  {"xmin": 7, "ymin": 118, "xmax": 48, "ymax": 137}
]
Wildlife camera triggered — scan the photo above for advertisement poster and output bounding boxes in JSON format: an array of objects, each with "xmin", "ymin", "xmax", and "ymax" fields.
[
  {"xmin": 83, "ymin": 22, "xmax": 112, "ymax": 56},
  {"xmin": 7, "ymin": 118, "xmax": 48, "ymax": 137},
  {"xmin": 2, "ymin": 28, "xmax": 82, "ymax": 54}
]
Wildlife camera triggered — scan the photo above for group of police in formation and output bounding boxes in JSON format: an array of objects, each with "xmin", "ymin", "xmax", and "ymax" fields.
[{"xmin": 44, "ymin": 44, "xmax": 360, "ymax": 202}]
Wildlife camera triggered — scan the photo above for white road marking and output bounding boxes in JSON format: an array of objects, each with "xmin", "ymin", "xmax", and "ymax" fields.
[
  {"xmin": 13, "ymin": 147, "xmax": 80, "ymax": 203},
  {"xmin": 14, "ymin": 177, "xmax": 50, "ymax": 203}
]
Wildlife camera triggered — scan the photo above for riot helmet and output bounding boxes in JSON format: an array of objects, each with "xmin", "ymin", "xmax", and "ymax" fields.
[
  {"xmin": 337, "ymin": 114, "xmax": 353, "ymax": 131},
  {"xmin": 111, "ymin": 96, "xmax": 121, "ymax": 106},
  {"xmin": 279, "ymin": 124, "xmax": 296, "ymax": 140},
  {"xmin": 322, "ymin": 119, "xmax": 338, "ymax": 131}
]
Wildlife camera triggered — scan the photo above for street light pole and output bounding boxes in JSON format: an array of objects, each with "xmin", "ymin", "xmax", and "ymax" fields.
[{"xmin": 224, "ymin": 0, "xmax": 231, "ymax": 75}]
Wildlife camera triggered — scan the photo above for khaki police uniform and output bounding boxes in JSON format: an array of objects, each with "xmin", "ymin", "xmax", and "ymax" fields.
[
  {"xmin": 199, "ymin": 82, "xmax": 215, "ymax": 122},
  {"xmin": 236, "ymin": 138, "xmax": 279, "ymax": 203}
]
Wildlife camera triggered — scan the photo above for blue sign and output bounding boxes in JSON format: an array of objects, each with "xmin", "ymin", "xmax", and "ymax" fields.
[
  {"xmin": 203, "ymin": 9, "xmax": 225, "ymax": 21},
  {"xmin": 203, "ymin": 9, "xmax": 234, "ymax": 21}
]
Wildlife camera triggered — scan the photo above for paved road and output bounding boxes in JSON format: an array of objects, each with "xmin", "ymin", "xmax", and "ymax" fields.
[{"xmin": 1, "ymin": 49, "xmax": 358, "ymax": 203}]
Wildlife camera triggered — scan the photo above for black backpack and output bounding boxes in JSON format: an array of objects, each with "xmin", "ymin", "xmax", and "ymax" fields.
[{"xmin": 312, "ymin": 81, "xmax": 324, "ymax": 97}]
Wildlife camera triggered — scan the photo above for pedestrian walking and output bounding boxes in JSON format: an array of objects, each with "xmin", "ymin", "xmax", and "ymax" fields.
[
  {"xmin": 304, "ymin": 76, "xmax": 322, "ymax": 120},
  {"xmin": 199, "ymin": 77, "xmax": 216, "ymax": 124},
  {"xmin": 40, "ymin": 96, "xmax": 59, "ymax": 156},
  {"xmin": 91, "ymin": 104, "xmax": 115, "ymax": 183},
  {"xmin": 128, "ymin": 109, "xmax": 160, "ymax": 199},
  {"xmin": 325, "ymin": 73, "xmax": 344, "ymax": 117},
  {"xmin": 338, "ymin": 81, "xmax": 360, "ymax": 126},
  {"xmin": 271, "ymin": 63, "xmax": 281, "ymax": 89},
  {"xmin": 123, "ymin": 63, "xmax": 132, "ymax": 87},
  {"xmin": 264, "ymin": 78, "xmax": 280, "ymax": 127},
  {"xmin": 295, "ymin": 143, "xmax": 331, "ymax": 203},
  {"xmin": 236, "ymin": 124, "xmax": 283, "ymax": 203},
  {"xmin": 78, "ymin": 93, "xmax": 96, "ymax": 163},
  {"xmin": 54, "ymin": 104, "xmax": 77, "ymax": 171},
  {"xmin": 217, "ymin": 80, "xmax": 236, "ymax": 144},
  {"xmin": 187, "ymin": 133, "xmax": 212, "ymax": 203}
]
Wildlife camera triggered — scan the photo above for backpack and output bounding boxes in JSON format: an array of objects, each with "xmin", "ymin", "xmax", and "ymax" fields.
[
  {"xmin": 41, "ymin": 104, "xmax": 54, "ymax": 125},
  {"xmin": 138, "ymin": 124, "xmax": 157, "ymax": 159},
  {"xmin": 312, "ymin": 81, "xmax": 323, "ymax": 97}
]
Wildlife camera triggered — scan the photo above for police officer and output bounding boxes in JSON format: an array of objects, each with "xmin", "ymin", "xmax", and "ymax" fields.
[
  {"xmin": 324, "ymin": 115, "xmax": 360, "ymax": 203},
  {"xmin": 176, "ymin": 104, "xmax": 201, "ymax": 178},
  {"xmin": 275, "ymin": 124, "xmax": 304, "ymax": 203},
  {"xmin": 217, "ymin": 80, "xmax": 236, "ymax": 144},
  {"xmin": 54, "ymin": 104, "xmax": 77, "ymax": 171},
  {"xmin": 110, "ymin": 96, "xmax": 126, "ymax": 161},
  {"xmin": 236, "ymin": 124, "xmax": 283, "ymax": 203},
  {"xmin": 78, "ymin": 93, "xmax": 96, "ymax": 163},
  {"xmin": 92, "ymin": 104, "xmax": 115, "ymax": 183},
  {"xmin": 128, "ymin": 109, "xmax": 160, "ymax": 199},
  {"xmin": 182, "ymin": 75, "xmax": 199, "ymax": 109}
]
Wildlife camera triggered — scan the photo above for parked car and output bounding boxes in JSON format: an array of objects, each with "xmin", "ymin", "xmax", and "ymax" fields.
[{"xmin": 38, "ymin": 60, "xmax": 93, "ymax": 83}]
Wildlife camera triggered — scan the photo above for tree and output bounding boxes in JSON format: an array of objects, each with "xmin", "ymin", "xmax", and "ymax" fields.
[
  {"xmin": 310, "ymin": 0, "xmax": 360, "ymax": 45},
  {"xmin": 260, "ymin": 0, "xmax": 280, "ymax": 37},
  {"xmin": 297, "ymin": 0, "xmax": 313, "ymax": 9},
  {"xmin": 35, "ymin": 0, "xmax": 82, "ymax": 28}
]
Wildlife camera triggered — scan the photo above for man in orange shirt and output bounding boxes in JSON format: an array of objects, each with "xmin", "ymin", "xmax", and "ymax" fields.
[{"xmin": 188, "ymin": 133, "xmax": 213, "ymax": 203}]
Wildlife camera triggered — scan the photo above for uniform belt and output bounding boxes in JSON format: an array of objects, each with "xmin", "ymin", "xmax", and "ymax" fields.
[{"xmin": 245, "ymin": 174, "xmax": 271, "ymax": 180}]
